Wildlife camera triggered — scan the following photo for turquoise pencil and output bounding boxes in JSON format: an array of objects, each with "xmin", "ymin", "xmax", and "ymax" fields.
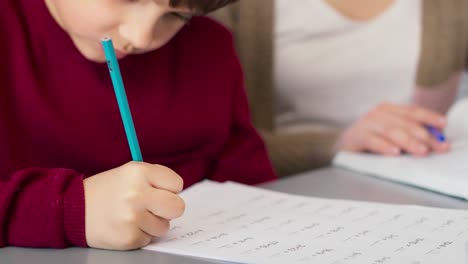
[{"xmin": 101, "ymin": 37, "xmax": 143, "ymax": 161}]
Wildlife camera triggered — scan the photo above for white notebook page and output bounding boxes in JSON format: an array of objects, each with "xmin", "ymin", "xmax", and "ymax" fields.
[
  {"xmin": 333, "ymin": 98, "xmax": 468, "ymax": 199},
  {"xmin": 144, "ymin": 180, "xmax": 468, "ymax": 264}
]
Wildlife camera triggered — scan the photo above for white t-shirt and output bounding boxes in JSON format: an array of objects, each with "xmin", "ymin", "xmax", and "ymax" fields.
[{"xmin": 275, "ymin": 0, "xmax": 422, "ymax": 130}]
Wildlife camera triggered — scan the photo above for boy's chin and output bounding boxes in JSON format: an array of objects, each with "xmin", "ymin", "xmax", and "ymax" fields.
[
  {"xmin": 80, "ymin": 51, "xmax": 108, "ymax": 63},
  {"xmin": 79, "ymin": 46, "xmax": 132, "ymax": 63},
  {"xmin": 74, "ymin": 44, "xmax": 108, "ymax": 63}
]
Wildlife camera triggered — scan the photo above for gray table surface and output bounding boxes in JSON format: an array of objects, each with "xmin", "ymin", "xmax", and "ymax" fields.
[{"xmin": 2, "ymin": 167, "xmax": 468, "ymax": 263}]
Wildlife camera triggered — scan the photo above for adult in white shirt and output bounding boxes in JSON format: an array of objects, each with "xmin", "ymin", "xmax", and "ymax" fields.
[{"xmin": 275, "ymin": 0, "xmax": 454, "ymax": 157}]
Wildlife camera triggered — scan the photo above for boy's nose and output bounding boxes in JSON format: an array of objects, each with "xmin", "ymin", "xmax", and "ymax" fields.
[
  {"xmin": 119, "ymin": 7, "xmax": 161, "ymax": 50},
  {"xmin": 120, "ymin": 23, "xmax": 155, "ymax": 51}
]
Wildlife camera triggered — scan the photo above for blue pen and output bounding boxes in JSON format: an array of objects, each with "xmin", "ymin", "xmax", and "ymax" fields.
[
  {"xmin": 102, "ymin": 37, "xmax": 143, "ymax": 161},
  {"xmin": 426, "ymin": 125, "xmax": 446, "ymax": 143}
]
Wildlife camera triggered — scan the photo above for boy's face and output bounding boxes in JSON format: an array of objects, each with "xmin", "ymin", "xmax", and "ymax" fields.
[{"xmin": 45, "ymin": 0, "xmax": 195, "ymax": 62}]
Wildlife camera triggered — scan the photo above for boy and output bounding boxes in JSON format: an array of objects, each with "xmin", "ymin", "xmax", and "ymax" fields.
[{"xmin": 0, "ymin": 0, "xmax": 276, "ymax": 250}]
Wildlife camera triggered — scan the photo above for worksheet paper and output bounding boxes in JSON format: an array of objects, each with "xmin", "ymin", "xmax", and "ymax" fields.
[
  {"xmin": 334, "ymin": 98, "xmax": 468, "ymax": 199},
  {"xmin": 144, "ymin": 180, "xmax": 468, "ymax": 263}
]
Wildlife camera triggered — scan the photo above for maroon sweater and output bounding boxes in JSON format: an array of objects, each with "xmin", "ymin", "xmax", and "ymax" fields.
[{"xmin": 0, "ymin": 0, "xmax": 276, "ymax": 248}]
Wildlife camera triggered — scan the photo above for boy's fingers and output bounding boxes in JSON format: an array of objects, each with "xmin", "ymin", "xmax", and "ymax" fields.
[
  {"xmin": 138, "ymin": 211, "xmax": 170, "ymax": 237},
  {"xmin": 144, "ymin": 164, "xmax": 184, "ymax": 193},
  {"xmin": 142, "ymin": 189, "xmax": 186, "ymax": 220},
  {"xmin": 132, "ymin": 231, "xmax": 152, "ymax": 249},
  {"xmin": 123, "ymin": 162, "xmax": 184, "ymax": 193},
  {"xmin": 115, "ymin": 230, "xmax": 152, "ymax": 250}
]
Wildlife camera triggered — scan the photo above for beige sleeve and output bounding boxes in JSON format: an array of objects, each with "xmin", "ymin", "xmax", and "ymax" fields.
[
  {"xmin": 213, "ymin": 1, "xmax": 341, "ymax": 177},
  {"xmin": 261, "ymin": 129, "xmax": 341, "ymax": 177},
  {"xmin": 211, "ymin": 1, "xmax": 275, "ymax": 131},
  {"xmin": 417, "ymin": 0, "xmax": 468, "ymax": 87}
]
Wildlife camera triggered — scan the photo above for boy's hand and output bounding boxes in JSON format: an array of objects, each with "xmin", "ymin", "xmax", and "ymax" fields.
[
  {"xmin": 336, "ymin": 103, "xmax": 450, "ymax": 156},
  {"xmin": 83, "ymin": 162, "xmax": 185, "ymax": 250}
]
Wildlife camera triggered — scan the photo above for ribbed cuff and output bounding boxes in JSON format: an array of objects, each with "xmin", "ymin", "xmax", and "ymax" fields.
[{"xmin": 63, "ymin": 175, "xmax": 87, "ymax": 247}]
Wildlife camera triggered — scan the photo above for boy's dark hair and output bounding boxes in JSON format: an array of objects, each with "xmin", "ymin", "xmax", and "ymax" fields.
[{"xmin": 169, "ymin": 0, "xmax": 238, "ymax": 14}]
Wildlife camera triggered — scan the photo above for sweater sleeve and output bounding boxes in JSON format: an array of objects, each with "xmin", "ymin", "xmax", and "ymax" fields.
[
  {"xmin": 208, "ymin": 59, "xmax": 277, "ymax": 185},
  {"xmin": 0, "ymin": 168, "xmax": 87, "ymax": 248}
]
